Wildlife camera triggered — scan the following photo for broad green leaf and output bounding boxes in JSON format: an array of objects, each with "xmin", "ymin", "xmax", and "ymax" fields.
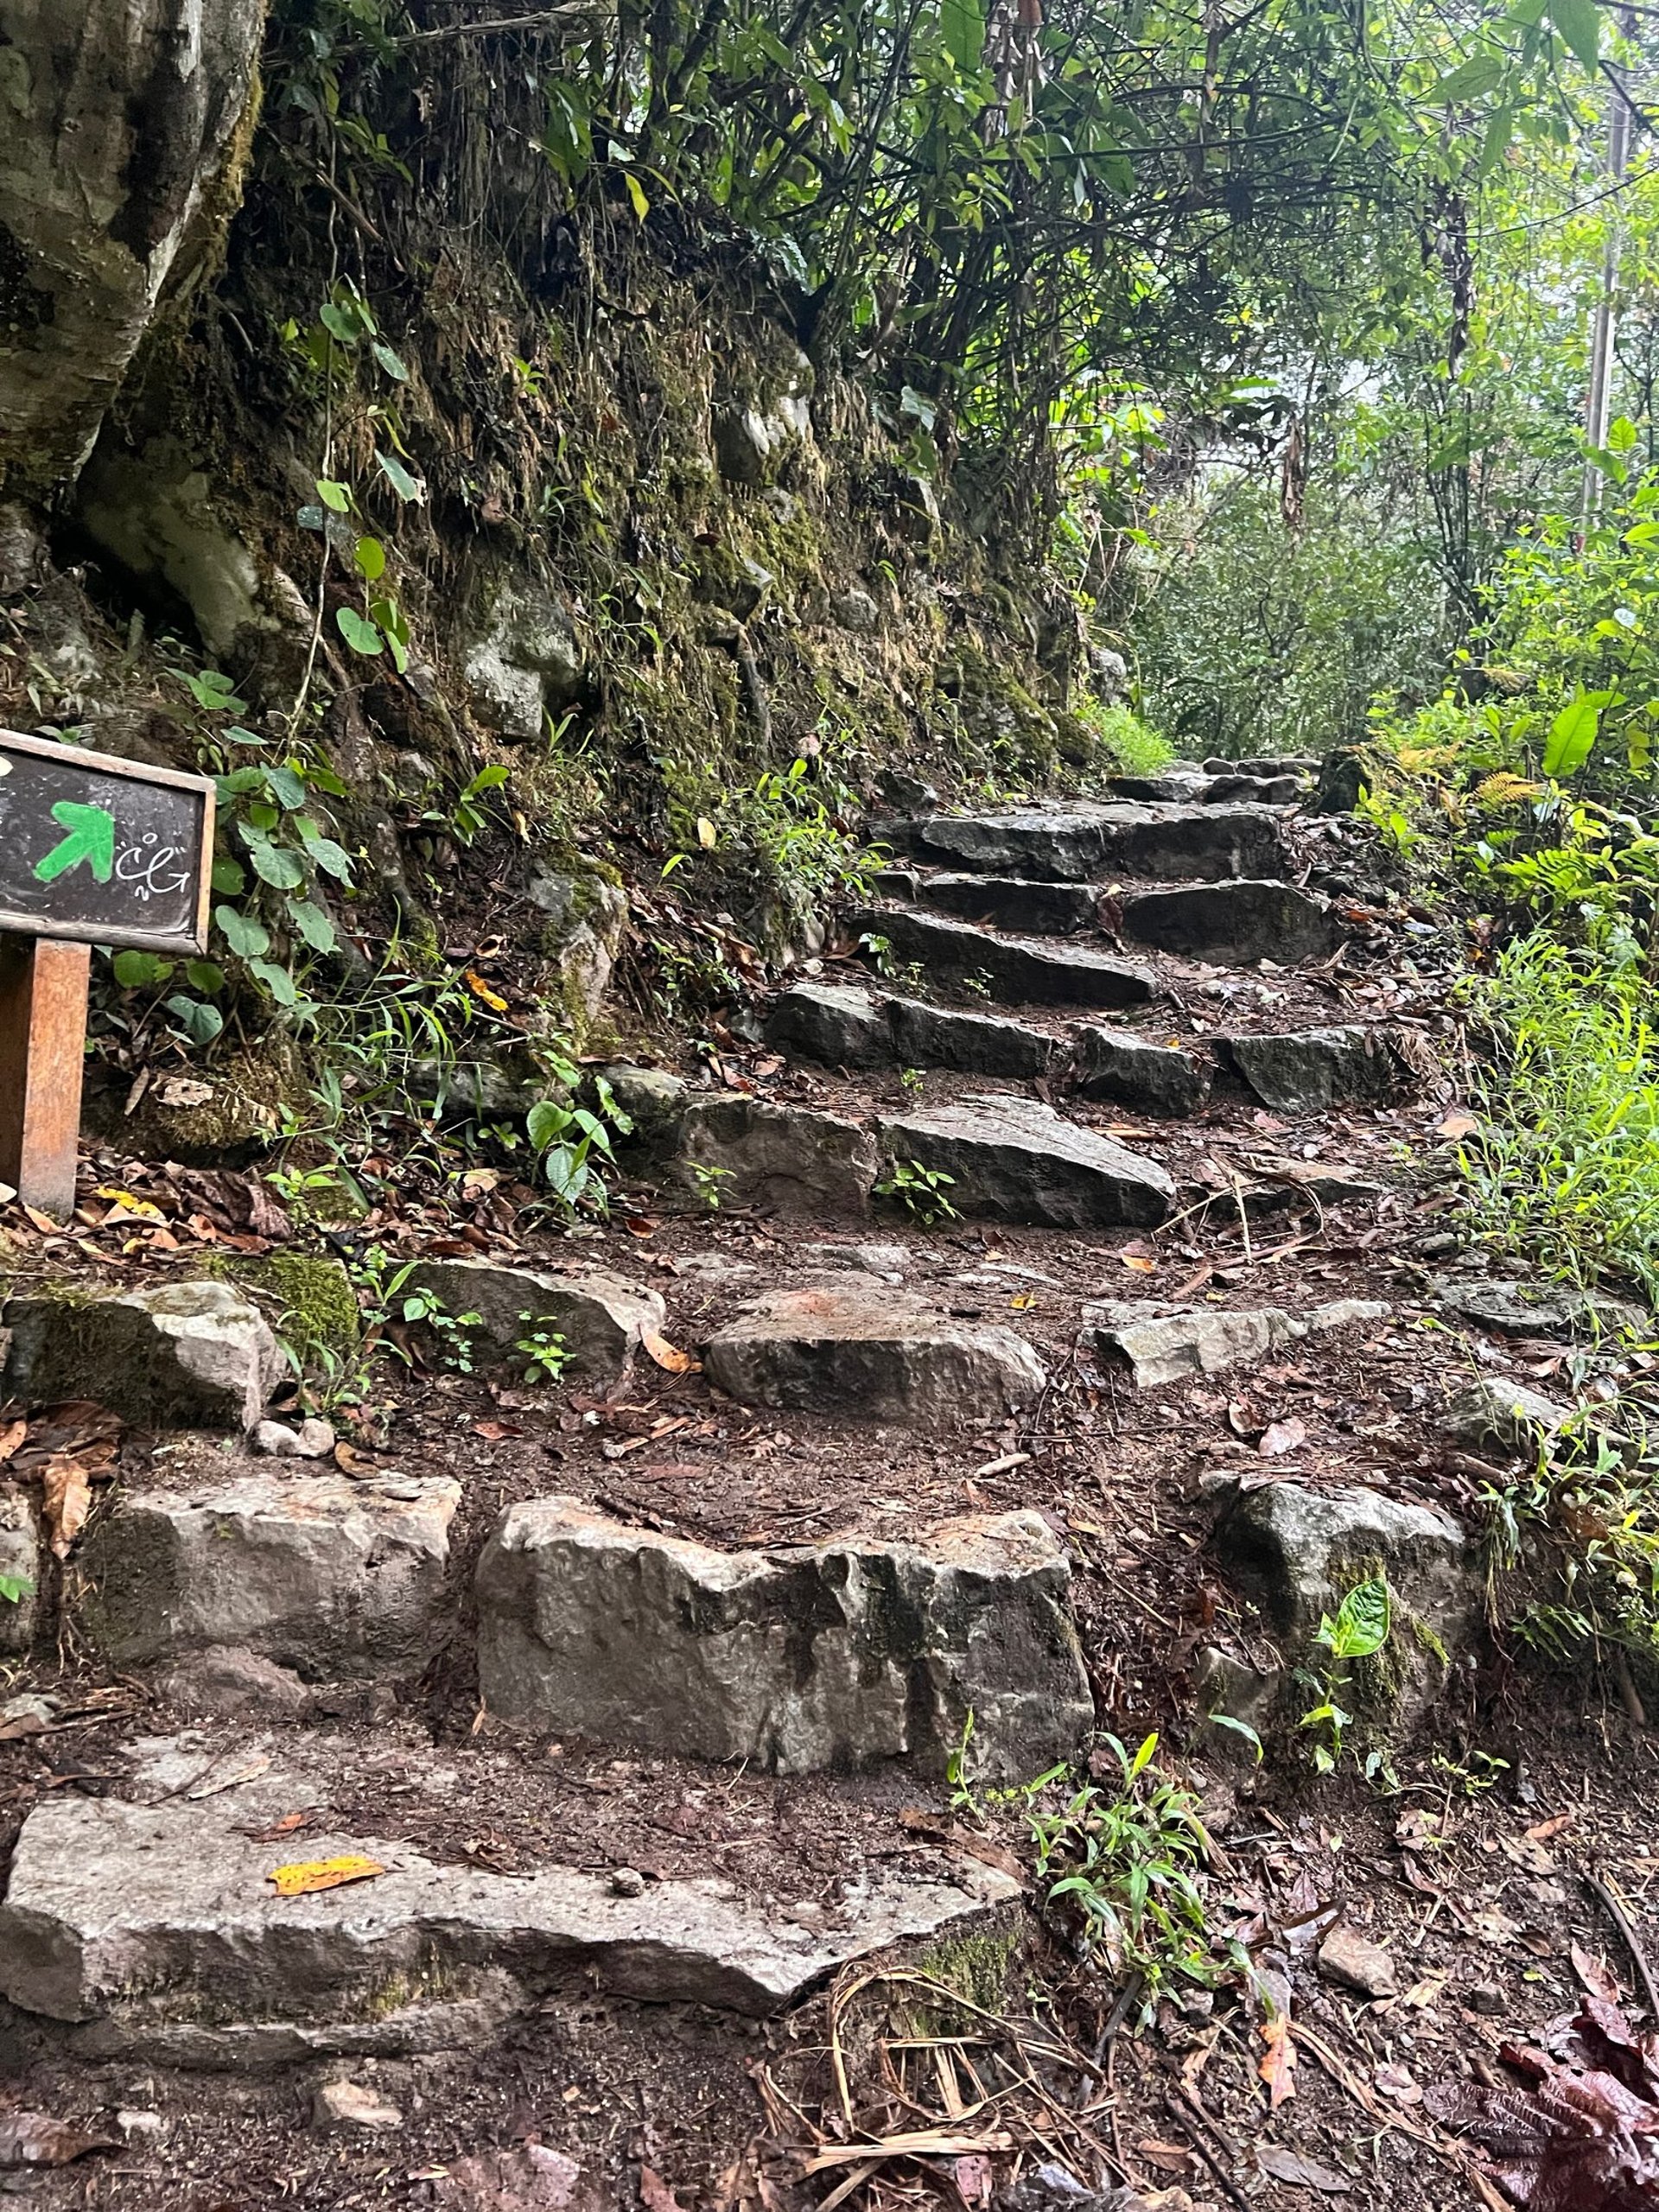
[
  {"xmin": 623, "ymin": 169, "xmax": 650, "ymax": 221},
  {"xmin": 1546, "ymin": 0, "xmax": 1600, "ymax": 67},
  {"xmin": 1543, "ymin": 693, "xmax": 1601, "ymax": 778},
  {"xmin": 1428, "ymin": 51, "xmax": 1505, "ymax": 101},
  {"xmin": 185, "ymin": 959, "xmax": 226, "ymax": 995},
  {"xmin": 337, "ymin": 607, "xmax": 384, "ymax": 656},
  {"xmin": 371, "ymin": 340, "xmax": 409, "ymax": 382},
  {"xmin": 214, "ymin": 904, "xmax": 270, "ymax": 959},
  {"xmin": 287, "ymin": 897, "xmax": 338, "ymax": 952},
  {"xmin": 250, "ymin": 842, "xmax": 307, "ymax": 890},
  {"xmin": 211, "ymin": 857, "xmax": 247, "ymax": 895},
  {"xmin": 164, "ymin": 994, "xmax": 224, "ymax": 1046},
  {"xmin": 1317, "ymin": 1576, "xmax": 1391, "ymax": 1661},
  {"xmin": 315, "ymin": 478, "xmax": 353, "ymax": 512},
  {"xmin": 375, "ymin": 449, "xmax": 424, "ymax": 502},
  {"xmin": 941, "ymin": 0, "xmax": 986, "ymax": 71},
  {"xmin": 354, "ymin": 536, "xmax": 387, "ymax": 582},
  {"xmin": 111, "ymin": 949, "xmax": 173, "ymax": 989},
  {"xmin": 264, "ymin": 764, "xmax": 308, "ymax": 809},
  {"xmin": 248, "ymin": 957, "xmax": 300, "ymax": 1007}
]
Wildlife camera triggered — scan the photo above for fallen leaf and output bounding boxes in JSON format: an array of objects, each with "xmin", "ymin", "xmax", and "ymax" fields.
[
  {"xmin": 41, "ymin": 1451, "xmax": 92, "ymax": 1558},
  {"xmin": 1437, "ymin": 1113, "xmax": 1478, "ymax": 1141},
  {"xmin": 1572, "ymin": 1943, "xmax": 1622, "ymax": 2005},
  {"xmin": 334, "ymin": 1440, "xmax": 377, "ymax": 1477},
  {"xmin": 1259, "ymin": 1415, "xmax": 1307, "ymax": 1458},
  {"xmin": 1374, "ymin": 2061, "xmax": 1422, "ymax": 2105},
  {"xmin": 639, "ymin": 2167, "xmax": 685, "ymax": 2212},
  {"xmin": 246, "ymin": 1810, "xmax": 312, "ymax": 1841},
  {"xmin": 641, "ymin": 1331, "xmax": 698, "ymax": 1374},
  {"xmin": 1257, "ymin": 2145, "xmax": 1351, "ymax": 2193},
  {"xmin": 1121, "ymin": 1254, "xmax": 1158, "ymax": 1274},
  {"xmin": 22, "ymin": 1204, "xmax": 58, "ymax": 1233},
  {"xmin": 624, "ymin": 1215, "xmax": 658, "ymax": 1236},
  {"xmin": 1501, "ymin": 1833, "xmax": 1559, "ymax": 1876},
  {"xmin": 1135, "ymin": 2139, "xmax": 1192, "ymax": 2176},
  {"xmin": 1259, "ymin": 2013, "xmax": 1297, "ymax": 2109},
  {"xmin": 464, "ymin": 969, "xmax": 509, "ymax": 1013},
  {"xmin": 0, "ymin": 1418, "xmax": 26, "ymax": 1463},
  {"xmin": 471, "ymin": 1418, "xmax": 522, "ymax": 1441},
  {"xmin": 267, "ymin": 1854, "xmax": 385, "ymax": 1897},
  {"xmin": 953, "ymin": 2152, "xmax": 994, "ymax": 2208},
  {"xmin": 1402, "ymin": 1975, "xmax": 1446, "ymax": 2012},
  {"xmin": 1527, "ymin": 1812, "xmax": 1576, "ymax": 1842},
  {"xmin": 0, "ymin": 2112, "xmax": 118, "ymax": 2168}
]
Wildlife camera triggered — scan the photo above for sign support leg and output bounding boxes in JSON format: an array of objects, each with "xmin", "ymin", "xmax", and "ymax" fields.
[{"xmin": 0, "ymin": 935, "xmax": 90, "ymax": 1220}]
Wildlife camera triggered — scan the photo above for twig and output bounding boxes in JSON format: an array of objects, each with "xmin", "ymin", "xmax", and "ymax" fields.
[
  {"xmin": 1585, "ymin": 1869, "xmax": 1659, "ymax": 2024},
  {"xmin": 1613, "ymin": 1646, "xmax": 1649, "ymax": 1728},
  {"xmin": 1166, "ymin": 2091, "xmax": 1252, "ymax": 2212}
]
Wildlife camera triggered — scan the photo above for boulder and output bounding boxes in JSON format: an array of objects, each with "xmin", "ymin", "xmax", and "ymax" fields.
[
  {"xmin": 76, "ymin": 1466, "xmax": 460, "ymax": 1675},
  {"xmin": 852, "ymin": 907, "xmax": 1156, "ymax": 1010},
  {"xmin": 911, "ymin": 876, "xmax": 1098, "ymax": 935},
  {"xmin": 524, "ymin": 860, "xmax": 626, "ymax": 1033},
  {"xmin": 1211, "ymin": 1481, "xmax": 1471, "ymax": 1654},
  {"xmin": 0, "ymin": 1781, "xmax": 1019, "ymax": 2031},
  {"xmin": 1442, "ymin": 1376, "xmax": 1571, "ymax": 1452},
  {"xmin": 3, "ymin": 1281, "xmax": 285, "ymax": 1430},
  {"xmin": 156, "ymin": 1644, "xmax": 313, "ymax": 1718},
  {"xmin": 593, "ymin": 1064, "xmax": 688, "ymax": 1160},
  {"xmin": 463, "ymin": 579, "xmax": 586, "ymax": 741},
  {"xmin": 1070, "ymin": 1027, "xmax": 1211, "ymax": 1116},
  {"xmin": 403, "ymin": 1261, "xmax": 665, "ymax": 1385},
  {"xmin": 477, "ymin": 1497, "xmax": 1091, "ymax": 1778},
  {"xmin": 764, "ymin": 982, "xmax": 892, "ymax": 1070},
  {"xmin": 1117, "ymin": 881, "xmax": 1336, "ymax": 968},
  {"xmin": 1219, "ymin": 1027, "xmax": 1395, "ymax": 1114},
  {"xmin": 704, "ymin": 1283, "xmax": 1045, "ymax": 1426},
  {"xmin": 1086, "ymin": 1296, "xmax": 1388, "ymax": 1389},
  {"xmin": 879, "ymin": 1093, "xmax": 1173, "ymax": 1228},
  {"xmin": 676, "ymin": 1098, "xmax": 880, "ymax": 1215},
  {"xmin": 886, "ymin": 996, "xmax": 1060, "ymax": 1078},
  {"xmin": 896, "ymin": 805, "xmax": 1116, "ymax": 881},
  {"xmin": 0, "ymin": 0, "xmax": 266, "ymax": 498},
  {"xmin": 0, "ymin": 1488, "xmax": 41, "ymax": 1655}
]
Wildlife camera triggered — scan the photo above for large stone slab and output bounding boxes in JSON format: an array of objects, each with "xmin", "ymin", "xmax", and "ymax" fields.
[
  {"xmin": 910, "ymin": 875, "xmax": 1098, "ymax": 935},
  {"xmin": 1070, "ymin": 1026, "xmax": 1211, "ymax": 1116},
  {"xmin": 1433, "ymin": 1278, "xmax": 1647, "ymax": 1342},
  {"xmin": 4, "ymin": 1280, "xmax": 285, "ymax": 1431},
  {"xmin": 1218, "ymin": 1026, "xmax": 1396, "ymax": 1113},
  {"xmin": 76, "ymin": 1466, "xmax": 460, "ymax": 1676},
  {"xmin": 1118, "ymin": 881, "xmax": 1336, "ymax": 968},
  {"xmin": 886, "ymin": 995, "xmax": 1060, "ymax": 1078},
  {"xmin": 1086, "ymin": 1296, "xmax": 1387, "ymax": 1389},
  {"xmin": 895, "ymin": 804, "xmax": 1120, "ymax": 881},
  {"xmin": 763, "ymin": 982, "xmax": 892, "ymax": 1070},
  {"xmin": 0, "ymin": 1781, "xmax": 1020, "ymax": 2030},
  {"xmin": 896, "ymin": 803, "xmax": 1287, "ymax": 883},
  {"xmin": 404, "ymin": 1261, "xmax": 665, "ymax": 1383},
  {"xmin": 879, "ymin": 1093, "xmax": 1173, "ymax": 1228},
  {"xmin": 854, "ymin": 907, "xmax": 1155, "ymax": 1009},
  {"xmin": 477, "ymin": 1498, "xmax": 1090, "ymax": 1779},
  {"xmin": 704, "ymin": 1282, "xmax": 1045, "ymax": 1424},
  {"xmin": 676, "ymin": 1098, "xmax": 880, "ymax": 1214}
]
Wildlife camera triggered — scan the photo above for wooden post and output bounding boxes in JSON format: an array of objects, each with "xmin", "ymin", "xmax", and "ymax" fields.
[{"xmin": 0, "ymin": 933, "xmax": 91, "ymax": 1220}]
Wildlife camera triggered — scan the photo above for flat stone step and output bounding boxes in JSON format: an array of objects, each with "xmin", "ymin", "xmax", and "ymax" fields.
[
  {"xmin": 703, "ymin": 1281, "xmax": 1046, "ymax": 1425},
  {"xmin": 1116, "ymin": 880, "xmax": 1336, "ymax": 967},
  {"xmin": 676, "ymin": 1096, "xmax": 880, "ymax": 1213},
  {"xmin": 907, "ymin": 874, "xmax": 1098, "ymax": 934},
  {"xmin": 1218, "ymin": 1025, "xmax": 1400, "ymax": 1112},
  {"xmin": 1085, "ymin": 1294, "xmax": 1387, "ymax": 1388},
  {"xmin": 892, "ymin": 802, "xmax": 1289, "ymax": 883},
  {"xmin": 1204, "ymin": 753, "xmax": 1318, "ymax": 779},
  {"xmin": 477, "ymin": 1497, "xmax": 1087, "ymax": 1777},
  {"xmin": 886, "ymin": 995, "xmax": 1059, "ymax": 1077},
  {"xmin": 1070, "ymin": 1025, "xmax": 1211, "ymax": 1116},
  {"xmin": 853, "ymin": 906, "xmax": 1156, "ymax": 1009},
  {"xmin": 878, "ymin": 1092, "xmax": 1173, "ymax": 1227},
  {"xmin": 1109, "ymin": 770, "xmax": 1302, "ymax": 807},
  {"xmin": 0, "ymin": 1763, "xmax": 1020, "ymax": 2042},
  {"xmin": 4, "ymin": 1280, "xmax": 284, "ymax": 1432},
  {"xmin": 404, "ymin": 1260, "xmax": 666, "ymax": 1383}
]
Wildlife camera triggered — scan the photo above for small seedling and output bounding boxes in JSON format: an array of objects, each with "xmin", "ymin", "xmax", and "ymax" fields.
[
  {"xmin": 0, "ymin": 1572, "xmax": 33, "ymax": 1606},
  {"xmin": 1299, "ymin": 1574, "xmax": 1391, "ymax": 1775},
  {"xmin": 899, "ymin": 1065, "xmax": 925, "ymax": 1093},
  {"xmin": 688, "ymin": 1162, "xmax": 734, "ymax": 1211},
  {"xmin": 877, "ymin": 1158, "xmax": 959, "ymax": 1224},
  {"xmin": 860, "ymin": 930, "xmax": 896, "ymax": 977},
  {"xmin": 516, "ymin": 1315, "xmax": 572, "ymax": 1385}
]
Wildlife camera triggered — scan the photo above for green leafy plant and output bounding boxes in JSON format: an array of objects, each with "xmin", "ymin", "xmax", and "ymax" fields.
[
  {"xmin": 1027, "ymin": 1734, "xmax": 1216, "ymax": 2006},
  {"xmin": 687, "ymin": 1162, "xmax": 734, "ymax": 1211},
  {"xmin": 516, "ymin": 1316, "xmax": 572, "ymax": 1385},
  {"xmin": 525, "ymin": 1096, "xmax": 621, "ymax": 1215},
  {"xmin": 899, "ymin": 1065, "xmax": 925, "ymax": 1093},
  {"xmin": 0, "ymin": 1571, "xmax": 33, "ymax": 1606},
  {"xmin": 877, "ymin": 1159, "xmax": 959, "ymax": 1224},
  {"xmin": 1298, "ymin": 1575, "xmax": 1391, "ymax": 1775}
]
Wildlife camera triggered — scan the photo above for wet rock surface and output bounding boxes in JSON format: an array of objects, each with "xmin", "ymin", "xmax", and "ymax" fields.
[
  {"xmin": 404, "ymin": 1260, "xmax": 666, "ymax": 1382},
  {"xmin": 1117, "ymin": 880, "xmax": 1336, "ymax": 967},
  {"xmin": 1069, "ymin": 1026, "xmax": 1211, "ymax": 1115},
  {"xmin": 1219, "ymin": 1025, "xmax": 1396, "ymax": 1113},
  {"xmin": 879, "ymin": 1092, "xmax": 1174, "ymax": 1227},
  {"xmin": 852, "ymin": 906, "xmax": 1157, "ymax": 1009},
  {"xmin": 676, "ymin": 1097, "xmax": 880, "ymax": 1214}
]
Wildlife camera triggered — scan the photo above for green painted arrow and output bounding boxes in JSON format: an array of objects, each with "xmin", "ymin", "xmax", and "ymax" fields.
[{"xmin": 33, "ymin": 800, "xmax": 115, "ymax": 886}]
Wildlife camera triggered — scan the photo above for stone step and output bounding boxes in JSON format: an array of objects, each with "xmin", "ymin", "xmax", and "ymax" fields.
[
  {"xmin": 0, "ymin": 1755, "xmax": 1020, "ymax": 2049},
  {"xmin": 851, "ymin": 906, "xmax": 1157, "ymax": 1009},
  {"xmin": 905, "ymin": 873, "xmax": 1099, "ymax": 934},
  {"xmin": 877, "ymin": 1091, "xmax": 1173, "ymax": 1227},
  {"xmin": 1109, "ymin": 770, "xmax": 1304, "ymax": 807},
  {"xmin": 1085, "ymin": 1294, "xmax": 1388, "ymax": 1388},
  {"xmin": 477, "ymin": 1497, "xmax": 1088, "ymax": 1777},
  {"xmin": 765, "ymin": 979, "xmax": 1061, "ymax": 1077},
  {"xmin": 703, "ymin": 1281, "xmax": 1046, "ymax": 1425},
  {"xmin": 1218, "ymin": 1024, "xmax": 1400, "ymax": 1113},
  {"xmin": 676, "ymin": 1095, "xmax": 880, "ymax": 1213},
  {"xmin": 1115, "ymin": 880, "xmax": 1337, "ymax": 968},
  {"xmin": 1203, "ymin": 753, "xmax": 1318, "ymax": 779},
  {"xmin": 404, "ymin": 1260, "xmax": 666, "ymax": 1385},
  {"xmin": 4, "ymin": 1281, "xmax": 284, "ymax": 1433},
  {"xmin": 75, "ymin": 1460, "xmax": 461, "ymax": 1677},
  {"xmin": 889, "ymin": 802, "xmax": 1290, "ymax": 883},
  {"xmin": 1070, "ymin": 1025, "xmax": 1211, "ymax": 1116}
]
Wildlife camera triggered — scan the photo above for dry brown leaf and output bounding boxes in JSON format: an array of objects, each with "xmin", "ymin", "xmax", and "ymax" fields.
[
  {"xmin": 266, "ymin": 1854, "xmax": 385, "ymax": 1897},
  {"xmin": 1527, "ymin": 1812, "xmax": 1576, "ymax": 1842},
  {"xmin": 1135, "ymin": 2139, "xmax": 1193, "ymax": 2175},
  {"xmin": 641, "ymin": 1331, "xmax": 699, "ymax": 1374},
  {"xmin": 0, "ymin": 2111, "xmax": 119, "ymax": 2168},
  {"xmin": 41, "ymin": 1451, "xmax": 92, "ymax": 1559},
  {"xmin": 1259, "ymin": 2013, "xmax": 1297, "ymax": 2109},
  {"xmin": 0, "ymin": 1418, "xmax": 27, "ymax": 1463},
  {"xmin": 639, "ymin": 2169, "xmax": 685, "ymax": 2212},
  {"xmin": 1259, "ymin": 1415, "xmax": 1307, "ymax": 1458},
  {"xmin": 1572, "ymin": 1943, "xmax": 1622, "ymax": 2005},
  {"xmin": 1257, "ymin": 2145, "xmax": 1351, "ymax": 2193},
  {"xmin": 1121, "ymin": 1253, "xmax": 1158, "ymax": 1274}
]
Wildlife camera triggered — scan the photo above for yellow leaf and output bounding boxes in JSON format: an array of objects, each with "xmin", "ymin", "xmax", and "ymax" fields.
[
  {"xmin": 1121, "ymin": 1254, "xmax": 1157, "ymax": 1274},
  {"xmin": 95, "ymin": 1185, "xmax": 164, "ymax": 1219},
  {"xmin": 696, "ymin": 817, "xmax": 716, "ymax": 849},
  {"xmin": 267, "ymin": 1854, "xmax": 385, "ymax": 1897},
  {"xmin": 642, "ymin": 1330, "xmax": 699, "ymax": 1375},
  {"xmin": 624, "ymin": 169, "xmax": 650, "ymax": 221},
  {"xmin": 464, "ymin": 969, "xmax": 508, "ymax": 1013}
]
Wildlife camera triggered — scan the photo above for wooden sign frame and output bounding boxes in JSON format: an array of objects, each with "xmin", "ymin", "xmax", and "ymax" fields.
[{"xmin": 0, "ymin": 727, "xmax": 216, "ymax": 957}]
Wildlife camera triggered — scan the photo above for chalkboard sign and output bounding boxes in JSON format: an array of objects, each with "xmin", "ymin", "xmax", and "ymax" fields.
[{"xmin": 0, "ymin": 729, "xmax": 214, "ymax": 957}]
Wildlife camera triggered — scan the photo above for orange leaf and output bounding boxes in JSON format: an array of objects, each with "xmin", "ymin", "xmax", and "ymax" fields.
[
  {"xmin": 41, "ymin": 1452, "xmax": 92, "ymax": 1560},
  {"xmin": 1259, "ymin": 2013, "xmax": 1296, "ymax": 2108},
  {"xmin": 266, "ymin": 1854, "xmax": 385, "ymax": 1897},
  {"xmin": 641, "ymin": 1331, "xmax": 699, "ymax": 1374},
  {"xmin": 464, "ymin": 969, "xmax": 509, "ymax": 1013},
  {"xmin": 1120, "ymin": 1255, "xmax": 1157, "ymax": 1274}
]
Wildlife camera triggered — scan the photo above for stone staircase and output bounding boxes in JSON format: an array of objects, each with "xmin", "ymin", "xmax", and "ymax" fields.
[{"xmin": 0, "ymin": 760, "xmax": 1478, "ymax": 2126}]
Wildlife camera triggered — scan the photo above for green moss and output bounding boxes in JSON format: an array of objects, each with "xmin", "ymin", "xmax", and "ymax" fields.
[
  {"xmin": 914, "ymin": 1923, "xmax": 1020, "ymax": 2013},
  {"xmin": 225, "ymin": 1252, "xmax": 361, "ymax": 1364}
]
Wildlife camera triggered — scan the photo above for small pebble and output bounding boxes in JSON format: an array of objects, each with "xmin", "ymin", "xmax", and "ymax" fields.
[
  {"xmin": 311, "ymin": 2080, "xmax": 403, "ymax": 2132},
  {"xmin": 609, "ymin": 1866, "xmax": 645, "ymax": 1897},
  {"xmin": 1468, "ymin": 1980, "xmax": 1507, "ymax": 2016}
]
